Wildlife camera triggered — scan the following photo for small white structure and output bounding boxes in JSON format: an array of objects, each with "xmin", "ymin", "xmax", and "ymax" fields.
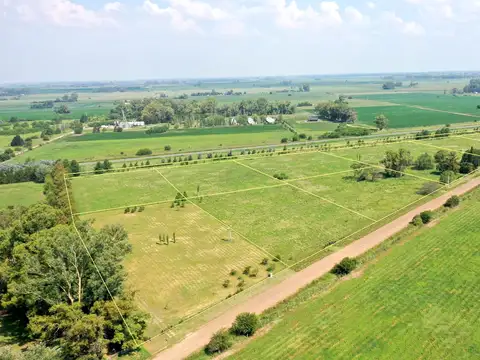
[
  {"xmin": 230, "ymin": 117, "xmax": 237, "ymax": 125},
  {"xmin": 114, "ymin": 121, "xmax": 145, "ymax": 129},
  {"xmin": 265, "ymin": 116, "xmax": 276, "ymax": 124},
  {"xmin": 247, "ymin": 117, "xmax": 256, "ymax": 125}
]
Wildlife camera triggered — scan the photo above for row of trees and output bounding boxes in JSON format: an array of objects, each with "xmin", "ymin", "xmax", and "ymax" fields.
[
  {"xmin": 109, "ymin": 97, "xmax": 295, "ymax": 126},
  {"xmin": 0, "ymin": 162, "xmax": 149, "ymax": 359}
]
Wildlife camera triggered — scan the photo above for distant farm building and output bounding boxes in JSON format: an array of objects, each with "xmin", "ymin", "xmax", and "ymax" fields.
[
  {"xmin": 265, "ymin": 116, "xmax": 276, "ymax": 124},
  {"xmin": 308, "ymin": 115, "xmax": 320, "ymax": 122},
  {"xmin": 114, "ymin": 121, "xmax": 145, "ymax": 129},
  {"xmin": 231, "ymin": 117, "xmax": 238, "ymax": 125},
  {"xmin": 247, "ymin": 117, "xmax": 256, "ymax": 125}
]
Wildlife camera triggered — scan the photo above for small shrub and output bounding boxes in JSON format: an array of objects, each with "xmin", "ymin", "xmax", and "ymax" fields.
[
  {"xmin": 444, "ymin": 195, "xmax": 460, "ymax": 208},
  {"xmin": 230, "ymin": 269, "xmax": 237, "ymax": 276},
  {"xmin": 292, "ymin": 134, "xmax": 299, "ymax": 142},
  {"xmin": 136, "ymin": 148, "xmax": 153, "ymax": 156},
  {"xmin": 260, "ymin": 258, "xmax": 269, "ymax": 266},
  {"xmin": 273, "ymin": 173, "xmax": 288, "ymax": 180},
  {"xmin": 124, "ymin": 207, "xmax": 130, "ymax": 214},
  {"xmin": 281, "ymin": 137, "xmax": 288, "ymax": 143},
  {"xmin": 266, "ymin": 264, "xmax": 276, "ymax": 272},
  {"xmin": 138, "ymin": 206, "xmax": 145, "ymax": 212},
  {"xmin": 273, "ymin": 255, "xmax": 281, "ymax": 262},
  {"xmin": 331, "ymin": 257, "xmax": 357, "ymax": 276},
  {"xmin": 205, "ymin": 329, "xmax": 232, "ymax": 355},
  {"xmin": 130, "ymin": 206, "xmax": 137, "ymax": 213},
  {"xmin": 299, "ymin": 133, "xmax": 307, "ymax": 139},
  {"xmin": 164, "ymin": 145, "xmax": 172, "ymax": 151},
  {"xmin": 237, "ymin": 278, "xmax": 245, "ymax": 288},
  {"xmin": 249, "ymin": 267, "xmax": 259, "ymax": 278},
  {"xmin": 242, "ymin": 266, "xmax": 251, "ymax": 276},
  {"xmin": 420, "ymin": 211, "xmax": 434, "ymax": 224},
  {"xmin": 417, "ymin": 182, "xmax": 442, "ymax": 195},
  {"xmin": 222, "ymin": 279, "xmax": 230, "ymax": 288},
  {"xmin": 231, "ymin": 313, "xmax": 259, "ymax": 337},
  {"xmin": 412, "ymin": 215, "xmax": 423, "ymax": 226}
]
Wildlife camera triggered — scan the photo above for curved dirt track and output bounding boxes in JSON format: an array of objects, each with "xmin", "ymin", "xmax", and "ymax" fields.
[{"xmin": 155, "ymin": 177, "xmax": 480, "ymax": 360}]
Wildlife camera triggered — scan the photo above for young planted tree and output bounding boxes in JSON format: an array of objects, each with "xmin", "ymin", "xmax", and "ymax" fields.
[{"xmin": 230, "ymin": 313, "xmax": 259, "ymax": 337}]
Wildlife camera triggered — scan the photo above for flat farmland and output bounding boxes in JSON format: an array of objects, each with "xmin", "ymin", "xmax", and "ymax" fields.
[
  {"xmin": 86, "ymin": 203, "xmax": 273, "ymax": 335},
  {"xmin": 0, "ymin": 182, "xmax": 44, "ymax": 209},
  {"xmin": 69, "ymin": 135, "xmax": 476, "ymax": 348},
  {"xmin": 15, "ymin": 126, "xmax": 292, "ymax": 163},
  {"xmin": 355, "ymin": 105, "xmax": 477, "ymax": 128},
  {"xmin": 353, "ymin": 92, "xmax": 480, "ymax": 115},
  {"xmin": 230, "ymin": 188, "xmax": 480, "ymax": 360}
]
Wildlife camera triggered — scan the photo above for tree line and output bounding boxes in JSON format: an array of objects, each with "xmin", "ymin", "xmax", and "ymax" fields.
[
  {"xmin": 0, "ymin": 163, "xmax": 149, "ymax": 359},
  {"xmin": 464, "ymin": 78, "xmax": 480, "ymax": 93},
  {"xmin": 108, "ymin": 97, "xmax": 295, "ymax": 126}
]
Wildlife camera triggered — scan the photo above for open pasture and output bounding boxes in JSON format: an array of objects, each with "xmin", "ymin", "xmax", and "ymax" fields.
[
  {"xmin": 0, "ymin": 182, "xmax": 44, "ymax": 209},
  {"xmin": 15, "ymin": 126, "xmax": 292, "ymax": 163},
  {"xmin": 230, "ymin": 188, "xmax": 480, "ymax": 360},
  {"xmin": 69, "ymin": 134, "xmax": 477, "ymax": 342}
]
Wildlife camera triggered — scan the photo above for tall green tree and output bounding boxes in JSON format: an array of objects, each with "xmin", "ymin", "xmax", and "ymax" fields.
[
  {"xmin": 434, "ymin": 150, "xmax": 460, "ymax": 173},
  {"xmin": 381, "ymin": 149, "xmax": 413, "ymax": 177},
  {"xmin": 374, "ymin": 114, "xmax": 389, "ymax": 130}
]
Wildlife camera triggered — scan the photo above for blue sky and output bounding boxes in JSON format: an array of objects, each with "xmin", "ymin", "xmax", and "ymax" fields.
[{"xmin": 1, "ymin": 0, "xmax": 480, "ymax": 83}]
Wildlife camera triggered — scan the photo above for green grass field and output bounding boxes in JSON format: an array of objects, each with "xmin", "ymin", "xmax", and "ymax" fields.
[
  {"xmin": 15, "ymin": 126, "xmax": 292, "ymax": 163},
  {"xmin": 69, "ymin": 134, "xmax": 477, "ymax": 344},
  {"xmin": 356, "ymin": 105, "xmax": 478, "ymax": 128},
  {"xmin": 87, "ymin": 203, "xmax": 274, "ymax": 335},
  {"xmin": 0, "ymin": 182, "xmax": 44, "ymax": 209},
  {"xmin": 230, "ymin": 188, "xmax": 480, "ymax": 360}
]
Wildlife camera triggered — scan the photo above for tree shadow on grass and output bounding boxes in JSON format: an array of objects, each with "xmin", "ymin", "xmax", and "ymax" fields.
[{"xmin": 0, "ymin": 313, "xmax": 30, "ymax": 347}]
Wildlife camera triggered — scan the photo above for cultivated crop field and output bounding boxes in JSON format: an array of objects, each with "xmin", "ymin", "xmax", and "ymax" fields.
[
  {"xmin": 230, "ymin": 187, "xmax": 480, "ymax": 360},
  {"xmin": 69, "ymin": 133, "xmax": 478, "ymax": 352}
]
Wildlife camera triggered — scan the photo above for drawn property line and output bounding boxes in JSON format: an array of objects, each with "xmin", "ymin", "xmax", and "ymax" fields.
[
  {"xmin": 62, "ymin": 175, "xmax": 140, "ymax": 348},
  {"xmin": 233, "ymin": 160, "xmax": 378, "ymax": 222},
  {"xmin": 70, "ymin": 130, "xmax": 480, "ymax": 177}
]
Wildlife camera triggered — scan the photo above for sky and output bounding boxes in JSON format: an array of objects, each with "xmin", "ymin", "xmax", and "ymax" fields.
[{"xmin": 1, "ymin": 0, "xmax": 480, "ymax": 83}]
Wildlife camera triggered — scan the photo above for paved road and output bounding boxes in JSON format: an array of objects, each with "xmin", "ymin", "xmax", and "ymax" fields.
[
  {"xmin": 80, "ymin": 125, "xmax": 480, "ymax": 166},
  {"xmin": 154, "ymin": 177, "xmax": 480, "ymax": 360}
]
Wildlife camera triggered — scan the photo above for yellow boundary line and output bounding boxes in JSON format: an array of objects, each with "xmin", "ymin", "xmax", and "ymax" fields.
[
  {"xmin": 62, "ymin": 175, "xmax": 139, "ymax": 347},
  {"xmin": 153, "ymin": 168, "xmax": 290, "ymax": 268},
  {"xmin": 73, "ymin": 183, "xmax": 289, "ymax": 216},
  {"xmin": 409, "ymin": 139, "xmax": 479, "ymax": 156},
  {"xmin": 318, "ymin": 150, "xmax": 443, "ymax": 185},
  {"xmin": 233, "ymin": 160, "xmax": 377, "ymax": 222},
  {"xmin": 71, "ymin": 130, "xmax": 480, "ymax": 177},
  {"xmin": 144, "ymin": 166, "xmax": 480, "ymax": 359},
  {"xmin": 73, "ymin": 169, "xmax": 368, "ymax": 216},
  {"xmin": 458, "ymin": 135, "xmax": 480, "ymax": 143}
]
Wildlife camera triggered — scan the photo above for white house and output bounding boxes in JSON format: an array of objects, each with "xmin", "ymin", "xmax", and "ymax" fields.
[
  {"xmin": 247, "ymin": 117, "xmax": 256, "ymax": 125},
  {"xmin": 114, "ymin": 121, "xmax": 145, "ymax": 129},
  {"xmin": 265, "ymin": 116, "xmax": 276, "ymax": 124}
]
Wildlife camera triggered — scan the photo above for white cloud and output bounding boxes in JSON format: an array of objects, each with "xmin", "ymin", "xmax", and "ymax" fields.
[
  {"xmin": 11, "ymin": 0, "xmax": 116, "ymax": 27},
  {"xmin": 269, "ymin": 0, "xmax": 342, "ymax": 29},
  {"xmin": 345, "ymin": 6, "xmax": 365, "ymax": 24},
  {"xmin": 142, "ymin": 0, "xmax": 199, "ymax": 31},
  {"xmin": 383, "ymin": 11, "xmax": 425, "ymax": 35},
  {"xmin": 367, "ymin": 2, "xmax": 376, "ymax": 9},
  {"xmin": 104, "ymin": 2, "xmax": 124, "ymax": 12},
  {"xmin": 170, "ymin": 0, "xmax": 229, "ymax": 21}
]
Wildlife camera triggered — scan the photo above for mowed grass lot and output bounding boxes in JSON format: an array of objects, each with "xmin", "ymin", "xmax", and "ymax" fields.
[
  {"xmin": 230, "ymin": 189, "xmax": 480, "ymax": 360},
  {"xmin": 87, "ymin": 203, "xmax": 273, "ymax": 335},
  {"xmin": 70, "ymin": 135, "xmax": 477, "ymax": 342},
  {"xmin": 0, "ymin": 182, "xmax": 44, "ymax": 209}
]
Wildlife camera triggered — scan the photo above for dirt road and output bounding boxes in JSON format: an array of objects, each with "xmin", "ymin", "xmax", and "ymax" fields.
[{"xmin": 155, "ymin": 177, "xmax": 480, "ymax": 360}]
